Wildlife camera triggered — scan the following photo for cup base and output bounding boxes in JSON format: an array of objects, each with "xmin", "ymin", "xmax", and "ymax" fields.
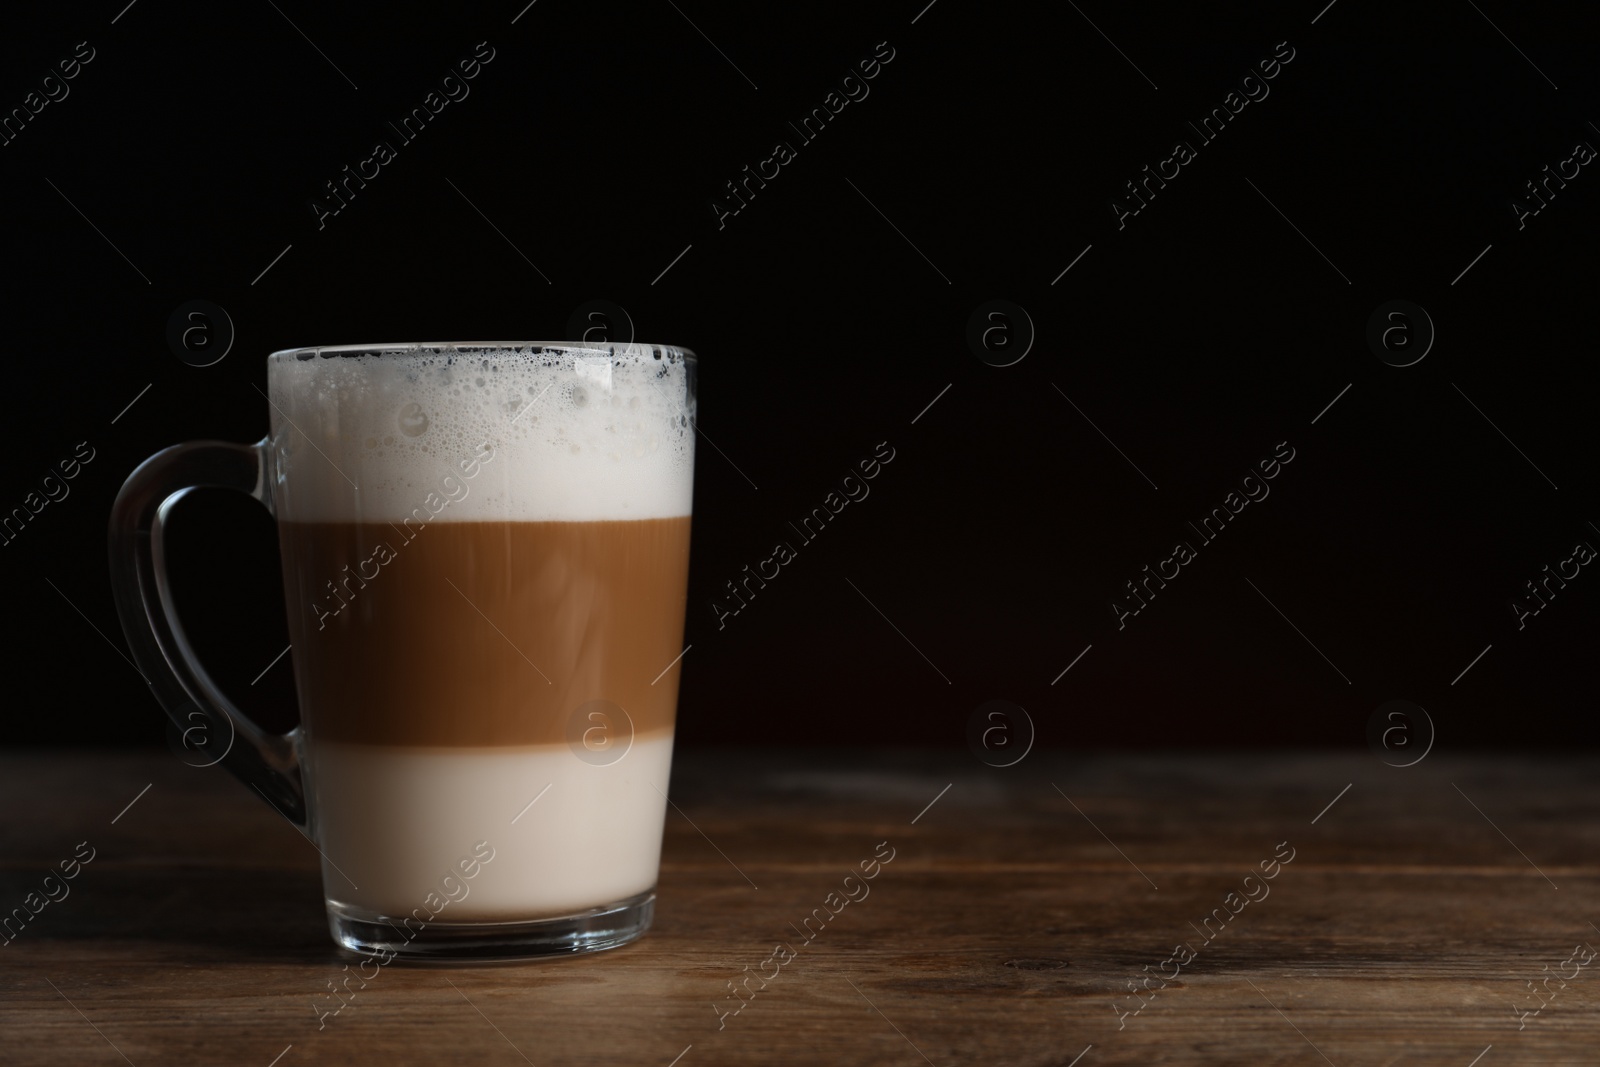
[{"xmin": 327, "ymin": 888, "xmax": 655, "ymax": 962}]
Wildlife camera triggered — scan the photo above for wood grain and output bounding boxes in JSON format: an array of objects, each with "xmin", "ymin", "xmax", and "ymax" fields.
[{"xmin": 2, "ymin": 749, "xmax": 1598, "ymax": 1065}]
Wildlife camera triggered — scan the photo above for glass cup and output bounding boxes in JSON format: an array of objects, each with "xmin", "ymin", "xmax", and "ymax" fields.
[{"xmin": 110, "ymin": 343, "xmax": 696, "ymax": 960}]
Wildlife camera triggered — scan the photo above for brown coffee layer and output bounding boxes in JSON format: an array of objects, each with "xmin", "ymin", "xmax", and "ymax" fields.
[{"xmin": 278, "ymin": 518, "xmax": 691, "ymax": 746}]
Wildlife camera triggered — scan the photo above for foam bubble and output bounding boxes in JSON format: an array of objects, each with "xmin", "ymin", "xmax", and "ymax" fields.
[{"xmin": 266, "ymin": 344, "xmax": 695, "ymax": 522}]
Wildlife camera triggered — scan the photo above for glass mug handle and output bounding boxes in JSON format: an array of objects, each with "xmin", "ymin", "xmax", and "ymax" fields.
[{"xmin": 108, "ymin": 437, "xmax": 306, "ymax": 827}]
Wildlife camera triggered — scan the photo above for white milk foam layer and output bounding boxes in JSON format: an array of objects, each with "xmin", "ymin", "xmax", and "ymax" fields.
[
  {"xmin": 309, "ymin": 734, "xmax": 674, "ymax": 920},
  {"xmin": 267, "ymin": 345, "xmax": 694, "ymax": 522}
]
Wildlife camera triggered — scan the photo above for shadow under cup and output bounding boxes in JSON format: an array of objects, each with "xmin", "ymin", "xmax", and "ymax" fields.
[{"xmin": 110, "ymin": 343, "xmax": 697, "ymax": 960}]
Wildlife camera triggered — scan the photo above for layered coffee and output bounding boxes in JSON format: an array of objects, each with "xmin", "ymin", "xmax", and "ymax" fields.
[{"xmin": 267, "ymin": 346, "xmax": 694, "ymax": 921}]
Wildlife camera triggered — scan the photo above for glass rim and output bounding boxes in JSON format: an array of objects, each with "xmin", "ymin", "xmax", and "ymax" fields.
[{"xmin": 267, "ymin": 341, "xmax": 696, "ymax": 362}]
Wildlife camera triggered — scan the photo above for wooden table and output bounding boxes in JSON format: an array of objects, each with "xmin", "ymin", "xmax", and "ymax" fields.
[{"xmin": 2, "ymin": 748, "xmax": 1596, "ymax": 1065}]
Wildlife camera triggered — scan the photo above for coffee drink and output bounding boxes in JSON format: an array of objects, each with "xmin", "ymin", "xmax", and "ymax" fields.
[{"xmin": 267, "ymin": 346, "xmax": 694, "ymax": 924}]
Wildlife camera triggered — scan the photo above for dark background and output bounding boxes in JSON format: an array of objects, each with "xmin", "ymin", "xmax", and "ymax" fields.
[{"xmin": 3, "ymin": 0, "xmax": 1594, "ymax": 751}]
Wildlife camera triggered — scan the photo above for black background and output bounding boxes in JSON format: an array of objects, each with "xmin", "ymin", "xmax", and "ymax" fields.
[{"xmin": 3, "ymin": 0, "xmax": 1595, "ymax": 752}]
